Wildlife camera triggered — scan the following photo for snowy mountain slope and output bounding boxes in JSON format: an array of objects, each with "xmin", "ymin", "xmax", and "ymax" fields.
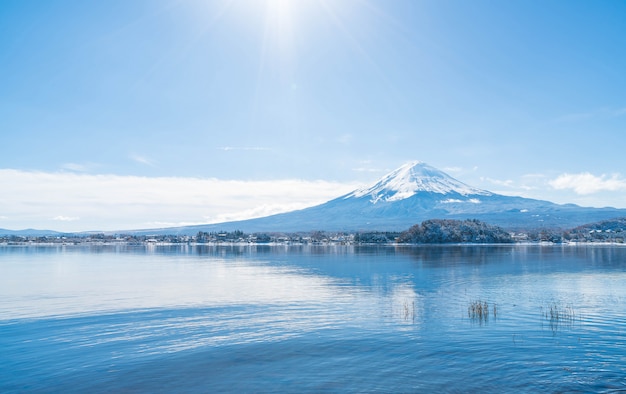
[
  {"xmin": 344, "ymin": 161, "xmax": 490, "ymax": 202},
  {"xmin": 135, "ymin": 162, "xmax": 626, "ymax": 234}
]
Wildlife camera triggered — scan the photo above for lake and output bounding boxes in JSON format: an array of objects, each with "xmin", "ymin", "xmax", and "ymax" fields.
[{"xmin": 1, "ymin": 244, "xmax": 626, "ymax": 392}]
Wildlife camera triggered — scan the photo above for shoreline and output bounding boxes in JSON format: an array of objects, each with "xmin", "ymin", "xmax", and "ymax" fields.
[{"xmin": 1, "ymin": 240, "xmax": 625, "ymax": 247}]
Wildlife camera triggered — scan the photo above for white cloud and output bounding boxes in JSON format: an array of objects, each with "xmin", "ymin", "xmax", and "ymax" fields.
[
  {"xmin": 206, "ymin": 202, "xmax": 318, "ymax": 223},
  {"xmin": 478, "ymin": 173, "xmax": 551, "ymax": 196},
  {"xmin": 61, "ymin": 162, "xmax": 94, "ymax": 172},
  {"xmin": 521, "ymin": 173, "xmax": 548, "ymax": 181},
  {"xmin": 613, "ymin": 107, "xmax": 626, "ymax": 116},
  {"xmin": 482, "ymin": 177, "xmax": 514, "ymax": 188},
  {"xmin": 0, "ymin": 170, "xmax": 359, "ymax": 232},
  {"xmin": 556, "ymin": 106, "xmax": 626, "ymax": 123},
  {"xmin": 337, "ymin": 134, "xmax": 353, "ymax": 144},
  {"xmin": 52, "ymin": 216, "xmax": 80, "ymax": 221},
  {"xmin": 130, "ymin": 154, "xmax": 156, "ymax": 166},
  {"xmin": 443, "ymin": 166, "xmax": 463, "ymax": 174},
  {"xmin": 549, "ymin": 172, "xmax": 626, "ymax": 195},
  {"xmin": 352, "ymin": 166, "xmax": 385, "ymax": 173},
  {"xmin": 351, "ymin": 160, "xmax": 387, "ymax": 173},
  {"xmin": 217, "ymin": 146, "xmax": 270, "ymax": 151},
  {"xmin": 444, "ymin": 166, "xmax": 478, "ymax": 176},
  {"xmin": 472, "ymin": 171, "xmax": 626, "ymax": 209}
]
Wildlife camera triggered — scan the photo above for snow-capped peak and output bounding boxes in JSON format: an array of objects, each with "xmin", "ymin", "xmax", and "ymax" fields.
[{"xmin": 345, "ymin": 161, "xmax": 491, "ymax": 203}]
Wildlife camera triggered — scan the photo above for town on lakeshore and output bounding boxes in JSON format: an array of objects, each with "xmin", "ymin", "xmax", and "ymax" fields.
[{"xmin": 3, "ymin": 218, "xmax": 625, "ymax": 246}]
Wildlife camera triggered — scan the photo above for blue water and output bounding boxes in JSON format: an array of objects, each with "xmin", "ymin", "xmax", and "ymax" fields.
[{"xmin": 2, "ymin": 244, "xmax": 626, "ymax": 392}]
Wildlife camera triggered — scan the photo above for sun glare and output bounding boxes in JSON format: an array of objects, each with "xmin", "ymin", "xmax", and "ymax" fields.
[
  {"xmin": 265, "ymin": 0, "xmax": 295, "ymax": 39},
  {"xmin": 266, "ymin": 0, "xmax": 292, "ymax": 15}
]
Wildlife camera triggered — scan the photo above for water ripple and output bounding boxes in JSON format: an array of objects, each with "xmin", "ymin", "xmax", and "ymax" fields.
[{"xmin": 2, "ymin": 245, "xmax": 626, "ymax": 392}]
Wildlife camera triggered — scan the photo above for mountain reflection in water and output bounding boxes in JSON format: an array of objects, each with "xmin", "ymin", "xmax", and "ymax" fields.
[{"xmin": 1, "ymin": 244, "xmax": 625, "ymax": 393}]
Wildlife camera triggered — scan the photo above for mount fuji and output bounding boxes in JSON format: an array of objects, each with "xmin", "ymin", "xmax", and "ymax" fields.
[{"xmin": 140, "ymin": 161, "xmax": 626, "ymax": 234}]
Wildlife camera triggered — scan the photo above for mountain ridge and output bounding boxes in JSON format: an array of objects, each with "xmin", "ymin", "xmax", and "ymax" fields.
[
  {"xmin": 4, "ymin": 162, "xmax": 626, "ymax": 236},
  {"xmin": 128, "ymin": 162, "xmax": 626, "ymax": 235}
]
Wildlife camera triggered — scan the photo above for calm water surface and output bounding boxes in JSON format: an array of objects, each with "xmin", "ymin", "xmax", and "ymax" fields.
[{"xmin": 1, "ymin": 244, "xmax": 626, "ymax": 392}]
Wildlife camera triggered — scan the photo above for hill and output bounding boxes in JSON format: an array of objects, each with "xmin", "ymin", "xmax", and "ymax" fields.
[
  {"xmin": 564, "ymin": 217, "xmax": 626, "ymax": 243},
  {"xmin": 397, "ymin": 219, "xmax": 513, "ymax": 244}
]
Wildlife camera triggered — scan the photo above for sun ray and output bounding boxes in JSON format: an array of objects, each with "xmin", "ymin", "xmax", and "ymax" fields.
[
  {"xmin": 129, "ymin": 0, "xmax": 235, "ymax": 95},
  {"xmin": 317, "ymin": 0, "xmax": 401, "ymax": 108},
  {"xmin": 250, "ymin": 0, "xmax": 299, "ymax": 128}
]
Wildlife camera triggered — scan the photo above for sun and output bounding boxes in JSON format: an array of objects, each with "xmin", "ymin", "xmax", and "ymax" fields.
[
  {"xmin": 264, "ymin": 0, "xmax": 295, "ymax": 38},
  {"xmin": 266, "ymin": 0, "xmax": 293, "ymax": 16}
]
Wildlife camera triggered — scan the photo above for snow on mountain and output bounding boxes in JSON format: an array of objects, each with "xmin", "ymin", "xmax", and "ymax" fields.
[
  {"xmin": 344, "ymin": 161, "xmax": 490, "ymax": 203},
  {"xmin": 129, "ymin": 161, "xmax": 626, "ymax": 234}
]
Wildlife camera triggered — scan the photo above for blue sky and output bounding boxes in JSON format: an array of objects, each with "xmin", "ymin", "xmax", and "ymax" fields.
[{"xmin": 1, "ymin": 0, "xmax": 626, "ymax": 231}]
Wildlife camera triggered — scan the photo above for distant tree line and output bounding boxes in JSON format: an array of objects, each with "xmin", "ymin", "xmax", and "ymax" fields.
[
  {"xmin": 196, "ymin": 231, "xmax": 246, "ymax": 243},
  {"xmin": 4, "ymin": 217, "xmax": 626, "ymax": 245},
  {"xmin": 353, "ymin": 232, "xmax": 401, "ymax": 244}
]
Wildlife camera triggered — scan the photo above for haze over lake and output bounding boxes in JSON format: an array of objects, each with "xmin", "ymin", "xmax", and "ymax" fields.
[{"xmin": 2, "ymin": 244, "xmax": 626, "ymax": 392}]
